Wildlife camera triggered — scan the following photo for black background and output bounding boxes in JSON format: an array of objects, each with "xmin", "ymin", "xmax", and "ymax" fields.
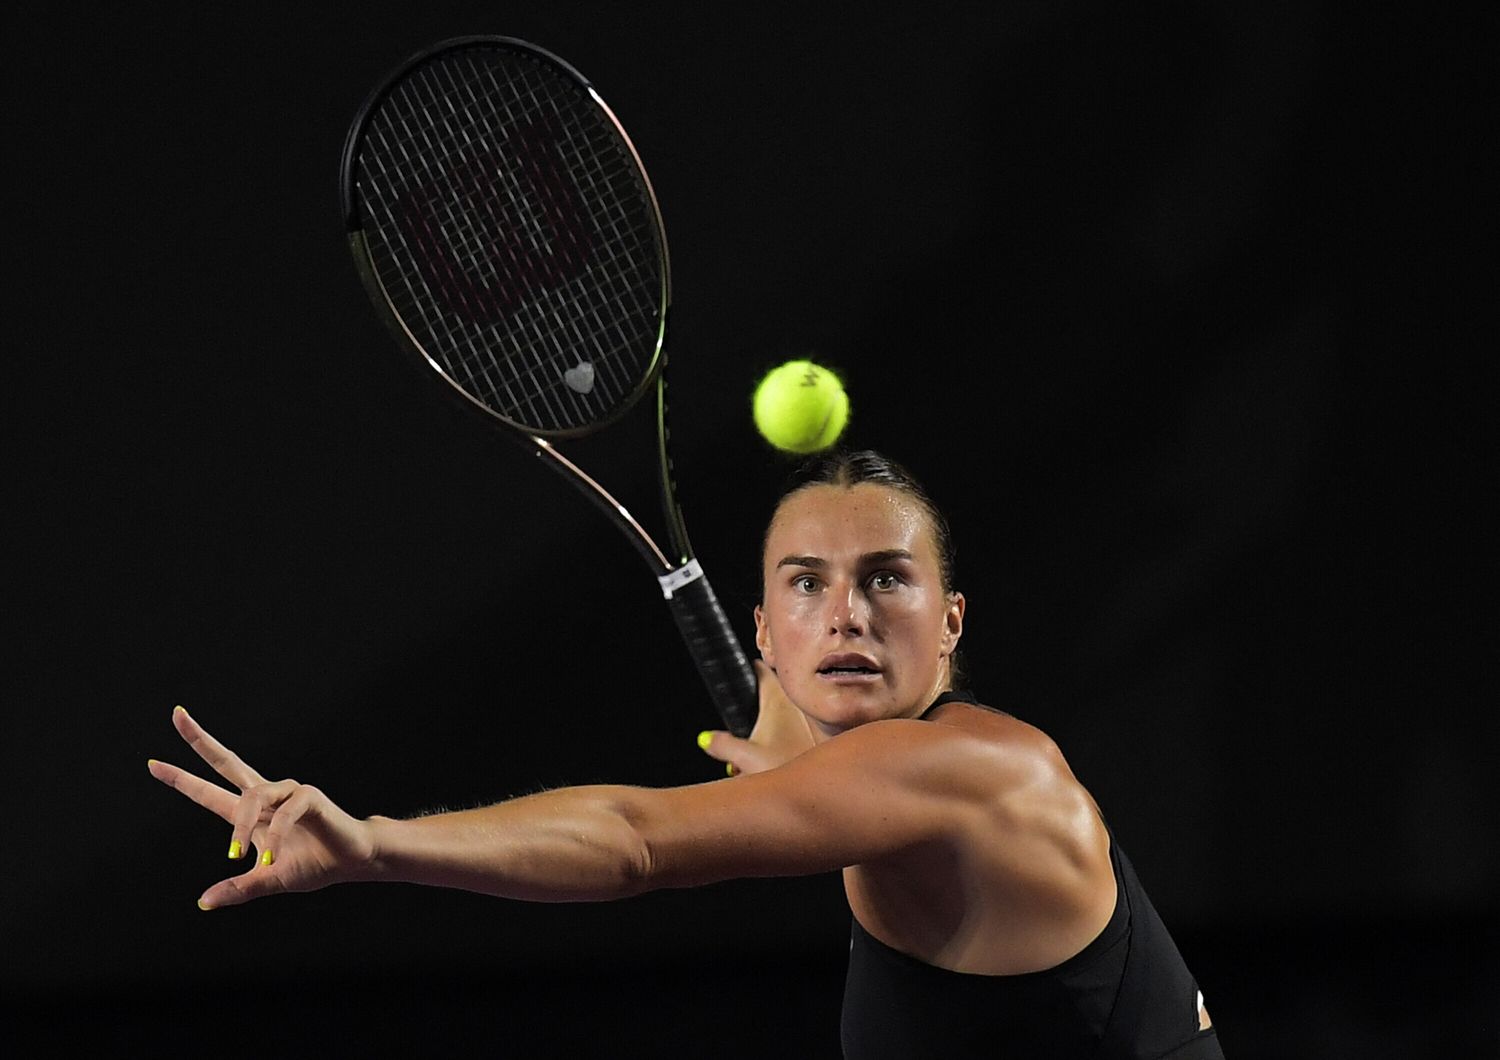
[{"xmin": 6, "ymin": 3, "xmax": 1493, "ymax": 1056}]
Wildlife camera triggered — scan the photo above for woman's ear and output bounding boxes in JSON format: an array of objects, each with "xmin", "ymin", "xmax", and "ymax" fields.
[
  {"xmin": 941, "ymin": 592, "xmax": 965, "ymax": 656},
  {"xmin": 754, "ymin": 604, "xmax": 777, "ymax": 670}
]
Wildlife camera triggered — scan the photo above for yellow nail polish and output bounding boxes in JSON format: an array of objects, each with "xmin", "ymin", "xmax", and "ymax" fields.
[
  {"xmin": 697, "ymin": 731, "xmax": 713, "ymax": 750},
  {"xmin": 261, "ymin": 849, "xmax": 274, "ymax": 867},
  {"xmin": 726, "ymin": 763, "xmax": 737, "ymax": 777},
  {"xmin": 197, "ymin": 899, "xmax": 213, "ymax": 911},
  {"xmin": 228, "ymin": 839, "xmax": 243, "ymax": 860},
  {"xmin": 175, "ymin": 705, "xmax": 186, "ymax": 714}
]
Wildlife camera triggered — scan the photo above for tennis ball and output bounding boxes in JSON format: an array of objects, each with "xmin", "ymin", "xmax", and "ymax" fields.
[{"xmin": 752, "ymin": 360, "xmax": 849, "ymax": 453}]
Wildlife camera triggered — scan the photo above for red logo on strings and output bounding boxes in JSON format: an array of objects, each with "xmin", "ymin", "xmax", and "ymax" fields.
[{"xmin": 395, "ymin": 119, "xmax": 594, "ymax": 327}]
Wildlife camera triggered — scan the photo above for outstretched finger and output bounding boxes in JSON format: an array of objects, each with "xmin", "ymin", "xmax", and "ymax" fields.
[
  {"xmin": 147, "ymin": 758, "xmax": 240, "ymax": 822},
  {"xmin": 172, "ymin": 706, "xmax": 267, "ymax": 791}
]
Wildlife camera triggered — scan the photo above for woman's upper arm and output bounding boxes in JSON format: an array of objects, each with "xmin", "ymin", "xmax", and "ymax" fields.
[{"xmin": 629, "ymin": 719, "xmax": 1014, "ymax": 888}]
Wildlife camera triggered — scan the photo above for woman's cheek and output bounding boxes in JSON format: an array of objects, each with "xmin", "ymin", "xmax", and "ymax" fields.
[{"xmin": 786, "ymin": 595, "xmax": 825, "ymax": 624}]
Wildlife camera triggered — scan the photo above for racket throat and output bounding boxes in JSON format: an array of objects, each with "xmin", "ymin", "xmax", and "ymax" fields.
[
  {"xmin": 532, "ymin": 438, "xmax": 671, "ymax": 572},
  {"xmin": 655, "ymin": 370, "xmax": 694, "ymax": 566}
]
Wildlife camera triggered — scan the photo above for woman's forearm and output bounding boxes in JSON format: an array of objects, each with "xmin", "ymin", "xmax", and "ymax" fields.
[{"xmin": 363, "ymin": 785, "xmax": 656, "ymax": 902}]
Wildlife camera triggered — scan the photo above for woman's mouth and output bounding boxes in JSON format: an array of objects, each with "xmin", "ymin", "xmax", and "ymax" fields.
[{"xmin": 817, "ymin": 653, "xmax": 881, "ymax": 680}]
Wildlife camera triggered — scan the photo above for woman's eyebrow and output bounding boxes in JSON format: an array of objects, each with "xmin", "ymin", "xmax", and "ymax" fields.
[
  {"xmin": 775, "ymin": 549, "xmax": 914, "ymax": 570},
  {"xmin": 776, "ymin": 555, "xmax": 825, "ymax": 570}
]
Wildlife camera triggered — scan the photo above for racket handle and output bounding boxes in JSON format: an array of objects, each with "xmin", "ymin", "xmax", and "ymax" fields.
[{"xmin": 665, "ymin": 573, "xmax": 757, "ymax": 737}]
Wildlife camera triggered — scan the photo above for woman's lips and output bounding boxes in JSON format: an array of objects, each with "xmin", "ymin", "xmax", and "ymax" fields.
[{"xmin": 817, "ymin": 653, "xmax": 881, "ymax": 682}]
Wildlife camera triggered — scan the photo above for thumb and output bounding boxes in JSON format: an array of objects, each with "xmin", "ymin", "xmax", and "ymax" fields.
[
  {"xmin": 696, "ymin": 730, "xmax": 772, "ymax": 776},
  {"xmin": 198, "ymin": 864, "xmax": 279, "ymax": 911}
]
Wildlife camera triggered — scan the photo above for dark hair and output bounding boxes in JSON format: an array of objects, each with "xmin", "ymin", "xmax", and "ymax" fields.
[{"xmin": 763, "ymin": 448, "xmax": 965, "ymax": 686}]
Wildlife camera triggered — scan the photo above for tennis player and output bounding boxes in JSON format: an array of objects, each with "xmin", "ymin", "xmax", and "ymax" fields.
[{"xmin": 150, "ymin": 449, "xmax": 1222, "ymax": 1058}]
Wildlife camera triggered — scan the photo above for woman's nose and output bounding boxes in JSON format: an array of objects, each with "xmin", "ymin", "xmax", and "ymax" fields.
[{"xmin": 827, "ymin": 583, "xmax": 867, "ymax": 635}]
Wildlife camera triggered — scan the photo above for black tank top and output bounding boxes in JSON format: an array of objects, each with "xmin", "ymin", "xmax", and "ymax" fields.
[{"xmin": 840, "ymin": 690, "xmax": 1224, "ymax": 1059}]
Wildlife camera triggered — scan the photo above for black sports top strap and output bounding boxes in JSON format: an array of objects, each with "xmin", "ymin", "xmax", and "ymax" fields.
[{"xmin": 918, "ymin": 688, "xmax": 978, "ymax": 719}]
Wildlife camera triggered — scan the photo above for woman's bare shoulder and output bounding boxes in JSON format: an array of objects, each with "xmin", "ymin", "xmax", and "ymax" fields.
[{"xmin": 920, "ymin": 700, "xmax": 1076, "ymax": 776}]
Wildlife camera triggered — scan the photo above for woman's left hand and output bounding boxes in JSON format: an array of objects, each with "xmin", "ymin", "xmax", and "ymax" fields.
[{"xmin": 148, "ymin": 707, "xmax": 376, "ymax": 909}]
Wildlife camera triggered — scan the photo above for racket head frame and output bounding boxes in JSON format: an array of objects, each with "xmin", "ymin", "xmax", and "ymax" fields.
[{"xmin": 339, "ymin": 35, "xmax": 673, "ymax": 442}]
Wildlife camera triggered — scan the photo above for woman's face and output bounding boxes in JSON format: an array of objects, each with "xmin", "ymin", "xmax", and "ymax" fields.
[{"xmin": 755, "ymin": 483, "xmax": 964, "ymax": 738}]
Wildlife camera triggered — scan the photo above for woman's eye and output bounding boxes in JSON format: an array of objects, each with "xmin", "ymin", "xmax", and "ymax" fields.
[
  {"xmin": 793, "ymin": 575, "xmax": 820, "ymax": 593},
  {"xmin": 870, "ymin": 572, "xmax": 900, "ymax": 591}
]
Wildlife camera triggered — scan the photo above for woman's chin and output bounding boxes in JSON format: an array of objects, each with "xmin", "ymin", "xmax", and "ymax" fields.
[{"xmin": 801, "ymin": 681, "xmax": 907, "ymax": 733}]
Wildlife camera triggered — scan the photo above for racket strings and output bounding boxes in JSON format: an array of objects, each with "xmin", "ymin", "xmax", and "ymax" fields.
[
  {"xmin": 402, "ymin": 62, "xmax": 588, "ymax": 424},
  {"xmin": 372, "ymin": 70, "xmax": 546, "ymax": 424},
  {"xmin": 355, "ymin": 45, "xmax": 665, "ymax": 434},
  {"xmin": 367, "ymin": 69, "xmax": 603, "ymax": 419}
]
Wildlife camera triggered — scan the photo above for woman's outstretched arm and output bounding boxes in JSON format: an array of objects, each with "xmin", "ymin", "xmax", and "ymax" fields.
[{"xmin": 150, "ymin": 702, "xmax": 1072, "ymax": 911}]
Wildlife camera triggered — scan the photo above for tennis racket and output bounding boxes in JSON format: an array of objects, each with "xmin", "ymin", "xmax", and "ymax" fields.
[{"xmin": 340, "ymin": 36, "xmax": 756, "ymax": 736}]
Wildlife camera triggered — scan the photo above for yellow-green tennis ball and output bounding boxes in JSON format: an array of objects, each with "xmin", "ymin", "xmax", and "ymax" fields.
[{"xmin": 752, "ymin": 360, "xmax": 849, "ymax": 453}]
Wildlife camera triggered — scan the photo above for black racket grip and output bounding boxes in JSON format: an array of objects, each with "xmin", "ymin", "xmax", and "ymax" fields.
[{"xmin": 665, "ymin": 572, "xmax": 757, "ymax": 737}]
